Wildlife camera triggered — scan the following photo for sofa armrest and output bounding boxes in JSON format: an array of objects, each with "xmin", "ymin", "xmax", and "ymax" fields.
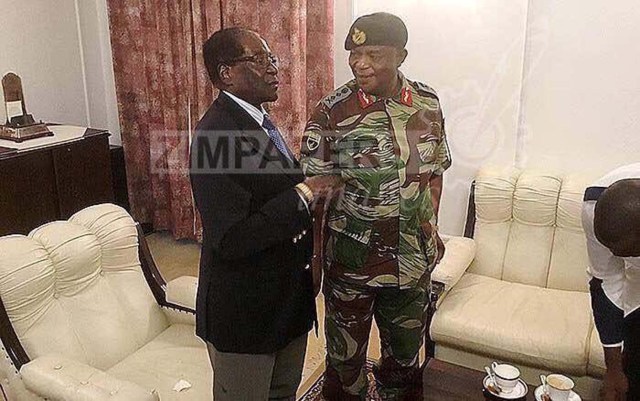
[
  {"xmin": 431, "ymin": 235, "xmax": 476, "ymax": 303},
  {"xmin": 21, "ymin": 355, "xmax": 158, "ymax": 401},
  {"xmin": 165, "ymin": 276, "xmax": 197, "ymax": 311},
  {"xmin": 162, "ymin": 276, "xmax": 198, "ymax": 325}
]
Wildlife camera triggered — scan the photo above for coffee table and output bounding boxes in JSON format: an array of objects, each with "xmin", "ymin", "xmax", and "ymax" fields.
[
  {"xmin": 301, "ymin": 358, "xmax": 587, "ymax": 400},
  {"xmin": 423, "ymin": 359, "xmax": 535, "ymax": 401}
]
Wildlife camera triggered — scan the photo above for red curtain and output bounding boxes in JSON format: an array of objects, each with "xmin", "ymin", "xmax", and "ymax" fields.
[{"xmin": 107, "ymin": 0, "xmax": 334, "ymax": 240}]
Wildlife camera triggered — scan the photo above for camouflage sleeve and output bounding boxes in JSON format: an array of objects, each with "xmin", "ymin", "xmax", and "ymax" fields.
[
  {"xmin": 299, "ymin": 103, "xmax": 338, "ymax": 176},
  {"xmin": 433, "ymin": 117, "xmax": 452, "ymax": 175}
]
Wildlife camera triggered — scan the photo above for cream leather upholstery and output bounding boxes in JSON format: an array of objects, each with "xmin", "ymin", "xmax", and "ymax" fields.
[
  {"xmin": 431, "ymin": 235, "xmax": 476, "ymax": 297},
  {"xmin": 431, "ymin": 167, "xmax": 605, "ymax": 394},
  {"xmin": 0, "ymin": 204, "xmax": 211, "ymax": 401},
  {"xmin": 166, "ymin": 277, "xmax": 198, "ymax": 311},
  {"xmin": 21, "ymin": 355, "xmax": 158, "ymax": 401},
  {"xmin": 588, "ymin": 328, "xmax": 606, "ymax": 377},
  {"xmin": 432, "ymin": 273, "xmax": 592, "ymax": 374}
]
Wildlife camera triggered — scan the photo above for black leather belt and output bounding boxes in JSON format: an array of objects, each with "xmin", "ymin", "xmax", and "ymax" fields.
[{"xmin": 584, "ymin": 186, "xmax": 607, "ymax": 201}]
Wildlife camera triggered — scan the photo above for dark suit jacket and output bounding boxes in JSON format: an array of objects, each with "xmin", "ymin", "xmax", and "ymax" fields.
[{"xmin": 190, "ymin": 92, "xmax": 316, "ymax": 354}]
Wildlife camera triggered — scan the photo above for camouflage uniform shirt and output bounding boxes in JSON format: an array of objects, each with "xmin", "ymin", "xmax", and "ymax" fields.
[{"xmin": 300, "ymin": 75, "xmax": 452, "ymax": 289}]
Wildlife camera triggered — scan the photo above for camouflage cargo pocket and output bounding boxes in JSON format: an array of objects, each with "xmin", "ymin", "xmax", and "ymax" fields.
[
  {"xmin": 418, "ymin": 223, "xmax": 438, "ymax": 272},
  {"xmin": 328, "ymin": 214, "xmax": 372, "ymax": 270}
]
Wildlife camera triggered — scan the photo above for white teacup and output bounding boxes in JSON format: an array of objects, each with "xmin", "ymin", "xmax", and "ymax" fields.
[
  {"xmin": 542, "ymin": 374, "xmax": 575, "ymax": 401},
  {"xmin": 491, "ymin": 362, "xmax": 520, "ymax": 393}
]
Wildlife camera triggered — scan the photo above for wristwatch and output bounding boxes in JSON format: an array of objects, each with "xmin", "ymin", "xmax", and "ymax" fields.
[{"xmin": 295, "ymin": 182, "xmax": 314, "ymax": 204}]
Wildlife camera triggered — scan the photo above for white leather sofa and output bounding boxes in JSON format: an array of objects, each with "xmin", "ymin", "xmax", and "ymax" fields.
[
  {"xmin": 429, "ymin": 167, "xmax": 605, "ymax": 398},
  {"xmin": 0, "ymin": 204, "xmax": 208, "ymax": 401}
]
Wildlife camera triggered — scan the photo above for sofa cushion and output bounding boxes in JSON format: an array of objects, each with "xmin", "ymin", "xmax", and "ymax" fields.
[
  {"xmin": 431, "ymin": 273, "xmax": 593, "ymax": 375},
  {"xmin": 469, "ymin": 168, "xmax": 591, "ymax": 293},
  {"xmin": 0, "ymin": 204, "xmax": 168, "ymax": 371},
  {"xmin": 108, "ymin": 324, "xmax": 212, "ymax": 400},
  {"xmin": 546, "ymin": 175, "xmax": 591, "ymax": 292}
]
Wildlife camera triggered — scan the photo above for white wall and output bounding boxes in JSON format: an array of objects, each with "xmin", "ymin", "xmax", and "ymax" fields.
[
  {"xmin": 335, "ymin": 0, "xmax": 640, "ymax": 235},
  {"xmin": 0, "ymin": 0, "xmax": 121, "ymax": 144},
  {"xmin": 77, "ymin": 0, "xmax": 121, "ymax": 144},
  {"xmin": 517, "ymin": 0, "xmax": 640, "ymax": 176},
  {"xmin": 334, "ymin": 0, "xmax": 529, "ymax": 235},
  {"xmin": 0, "ymin": 0, "xmax": 87, "ymax": 127}
]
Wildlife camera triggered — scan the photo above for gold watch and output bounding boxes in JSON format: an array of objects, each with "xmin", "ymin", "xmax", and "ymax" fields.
[{"xmin": 295, "ymin": 183, "xmax": 314, "ymax": 204}]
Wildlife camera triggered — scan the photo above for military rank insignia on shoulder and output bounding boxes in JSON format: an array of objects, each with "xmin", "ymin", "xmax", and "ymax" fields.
[
  {"xmin": 411, "ymin": 81, "xmax": 438, "ymax": 99},
  {"xmin": 322, "ymin": 86, "xmax": 353, "ymax": 109},
  {"xmin": 305, "ymin": 131, "xmax": 322, "ymax": 152}
]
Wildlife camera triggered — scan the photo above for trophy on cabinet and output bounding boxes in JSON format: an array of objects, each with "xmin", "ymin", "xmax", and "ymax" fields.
[{"xmin": 0, "ymin": 73, "xmax": 53, "ymax": 142}]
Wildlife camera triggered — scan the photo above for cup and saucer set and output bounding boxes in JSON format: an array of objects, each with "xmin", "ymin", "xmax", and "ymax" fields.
[
  {"xmin": 482, "ymin": 362, "xmax": 528, "ymax": 400},
  {"xmin": 482, "ymin": 362, "xmax": 582, "ymax": 401},
  {"xmin": 534, "ymin": 374, "xmax": 582, "ymax": 401}
]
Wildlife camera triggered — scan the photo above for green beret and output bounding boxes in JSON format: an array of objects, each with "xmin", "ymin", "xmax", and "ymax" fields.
[{"xmin": 344, "ymin": 12, "xmax": 408, "ymax": 50}]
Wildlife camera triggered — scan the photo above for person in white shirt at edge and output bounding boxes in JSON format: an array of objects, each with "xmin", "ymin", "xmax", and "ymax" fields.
[{"xmin": 581, "ymin": 163, "xmax": 640, "ymax": 401}]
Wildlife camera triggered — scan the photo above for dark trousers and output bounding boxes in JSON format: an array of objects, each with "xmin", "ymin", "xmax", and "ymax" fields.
[{"xmin": 207, "ymin": 334, "xmax": 308, "ymax": 401}]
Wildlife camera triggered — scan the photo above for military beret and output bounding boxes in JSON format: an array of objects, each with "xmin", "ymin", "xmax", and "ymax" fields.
[{"xmin": 344, "ymin": 12, "xmax": 408, "ymax": 50}]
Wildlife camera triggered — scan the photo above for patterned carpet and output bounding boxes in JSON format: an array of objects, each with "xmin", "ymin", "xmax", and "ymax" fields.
[
  {"xmin": 299, "ymin": 361, "xmax": 382, "ymax": 401},
  {"xmin": 298, "ymin": 375, "xmax": 325, "ymax": 401}
]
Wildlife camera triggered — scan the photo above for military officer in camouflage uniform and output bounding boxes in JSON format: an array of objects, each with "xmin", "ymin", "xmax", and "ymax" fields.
[{"xmin": 300, "ymin": 12, "xmax": 452, "ymax": 401}]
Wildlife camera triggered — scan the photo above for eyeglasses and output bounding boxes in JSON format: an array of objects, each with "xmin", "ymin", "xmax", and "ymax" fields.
[{"xmin": 226, "ymin": 53, "xmax": 279, "ymax": 68}]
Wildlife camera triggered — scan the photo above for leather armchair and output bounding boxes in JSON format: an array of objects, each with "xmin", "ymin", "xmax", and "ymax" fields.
[{"xmin": 0, "ymin": 204, "xmax": 211, "ymax": 400}]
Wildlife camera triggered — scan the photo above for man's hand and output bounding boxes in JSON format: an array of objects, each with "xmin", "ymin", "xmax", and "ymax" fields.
[
  {"xmin": 303, "ymin": 175, "xmax": 344, "ymax": 200},
  {"xmin": 601, "ymin": 368, "xmax": 628, "ymax": 401},
  {"xmin": 435, "ymin": 231, "xmax": 446, "ymax": 264},
  {"xmin": 419, "ymin": 223, "xmax": 445, "ymax": 264},
  {"xmin": 601, "ymin": 347, "xmax": 628, "ymax": 401}
]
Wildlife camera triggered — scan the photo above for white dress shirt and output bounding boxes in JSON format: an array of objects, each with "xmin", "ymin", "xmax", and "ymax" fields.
[
  {"xmin": 223, "ymin": 91, "xmax": 268, "ymax": 131},
  {"xmin": 582, "ymin": 163, "xmax": 640, "ymax": 346}
]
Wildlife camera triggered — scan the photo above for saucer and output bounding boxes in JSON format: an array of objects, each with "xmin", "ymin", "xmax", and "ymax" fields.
[
  {"xmin": 534, "ymin": 385, "xmax": 582, "ymax": 401},
  {"xmin": 482, "ymin": 375, "xmax": 528, "ymax": 399}
]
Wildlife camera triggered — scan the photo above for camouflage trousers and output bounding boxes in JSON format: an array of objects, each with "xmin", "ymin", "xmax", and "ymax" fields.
[{"xmin": 322, "ymin": 274, "xmax": 429, "ymax": 401}]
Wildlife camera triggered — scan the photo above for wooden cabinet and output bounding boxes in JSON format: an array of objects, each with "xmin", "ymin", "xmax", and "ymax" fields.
[{"xmin": 0, "ymin": 130, "xmax": 114, "ymax": 236}]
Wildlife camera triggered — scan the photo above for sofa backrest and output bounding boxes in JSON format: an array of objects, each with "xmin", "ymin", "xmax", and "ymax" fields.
[
  {"xmin": 0, "ymin": 204, "xmax": 169, "ymax": 370},
  {"xmin": 467, "ymin": 167, "xmax": 591, "ymax": 292}
]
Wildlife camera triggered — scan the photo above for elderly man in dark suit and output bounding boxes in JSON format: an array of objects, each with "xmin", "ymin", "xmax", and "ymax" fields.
[{"xmin": 189, "ymin": 27, "xmax": 341, "ymax": 401}]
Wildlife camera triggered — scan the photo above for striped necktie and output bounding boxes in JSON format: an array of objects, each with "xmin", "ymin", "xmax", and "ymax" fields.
[{"xmin": 262, "ymin": 115, "xmax": 294, "ymax": 162}]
